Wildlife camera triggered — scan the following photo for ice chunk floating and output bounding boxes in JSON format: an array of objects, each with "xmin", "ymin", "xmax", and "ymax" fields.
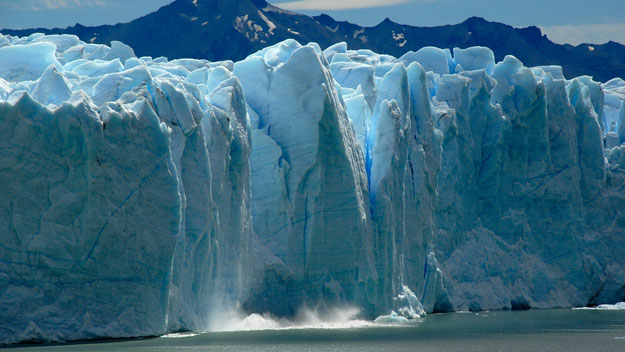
[
  {"xmin": 574, "ymin": 302, "xmax": 625, "ymax": 310},
  {"xmin": 0, "ymin": 33, "xmax": 624, "ymax": 345}
]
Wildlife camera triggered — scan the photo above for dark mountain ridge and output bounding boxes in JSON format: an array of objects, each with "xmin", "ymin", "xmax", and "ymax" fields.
[{"xmin": 2, "ymin": 0, "xmax": 624, "ymax": 81}]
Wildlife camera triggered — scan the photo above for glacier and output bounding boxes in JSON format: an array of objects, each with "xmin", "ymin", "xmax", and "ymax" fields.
[{"xmin": 0, "ymin": 33, "xmax": 624, "ymax": 345}]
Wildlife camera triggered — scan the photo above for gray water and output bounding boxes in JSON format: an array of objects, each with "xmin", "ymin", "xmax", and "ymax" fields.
[{"xmin": 9, "ymin": 309, "xmax": 625, "ymax": 351}]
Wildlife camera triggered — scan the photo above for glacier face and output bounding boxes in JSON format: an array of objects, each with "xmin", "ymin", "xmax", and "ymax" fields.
[
  {"xmin": 234, "ymin": 40, "xmax": 377, "ymax": 315},
  {"xmin": 1, "ymin": 33, "xmax": 624, "ymax": 344},
  {"xmin": 0, "ymin": 34, "xmax": 255, "ymax": 344}
]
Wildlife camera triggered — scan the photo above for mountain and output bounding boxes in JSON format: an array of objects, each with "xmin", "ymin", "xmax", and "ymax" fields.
[{"xmin": 2, "ymin": 0, "xmax": 624, "ymax": 82}]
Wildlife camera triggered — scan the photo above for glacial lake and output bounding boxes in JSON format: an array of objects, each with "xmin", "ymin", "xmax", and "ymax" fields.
[{"xmin": 10, "ymin": 308, "xmax": 625, "ymax": 352}]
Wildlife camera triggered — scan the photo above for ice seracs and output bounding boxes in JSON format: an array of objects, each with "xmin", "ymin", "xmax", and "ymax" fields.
[
  {"xmin": 1, "ymin": 33, "xmax": 625, "ymax": 345},
  {"xmin": 0, "ymin": 41, "xmax": 61, "ymax": 81}
]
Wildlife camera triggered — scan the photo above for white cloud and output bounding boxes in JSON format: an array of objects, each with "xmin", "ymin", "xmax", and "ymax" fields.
[
  {"xmin": 540, "ymin": 23, "xmax": 625, "ymax": 46},
  {"xmin": 273, "ymin": 0, "xmax": 425, "ymax": 11},
  {"xmin": 1, "ymin": 0, "xmax": 111, "ymax": 11}
]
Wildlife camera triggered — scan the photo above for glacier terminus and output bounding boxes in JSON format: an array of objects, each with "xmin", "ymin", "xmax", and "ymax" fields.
[{"xmin": 0, "ymin": 33, "xmax": 624, "ymax": 344}]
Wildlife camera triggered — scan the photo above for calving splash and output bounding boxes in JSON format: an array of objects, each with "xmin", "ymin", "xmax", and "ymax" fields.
[
  {"xmin": 209, "ymin": 287, "xmax": 424, "ymax": 331},
  {"xmin": 1, "ymin": 32, "xmax": 625, "ymax": 345},
  {"xmin": 207, "ymin": 307, "xmax": 391, "ymax": 332}
]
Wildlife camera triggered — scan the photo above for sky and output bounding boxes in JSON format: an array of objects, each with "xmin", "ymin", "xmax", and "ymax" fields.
[{"xmin": 0, "ymin": 0, "xmax": 624, "ymax": 45}]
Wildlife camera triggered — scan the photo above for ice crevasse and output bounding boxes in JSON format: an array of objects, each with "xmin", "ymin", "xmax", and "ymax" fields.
[{"xmin": 0, "ymin": 33, "xmax": 624, "ymax": 344}]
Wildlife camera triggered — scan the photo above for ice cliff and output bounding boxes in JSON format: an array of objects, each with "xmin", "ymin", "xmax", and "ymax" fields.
[
  {"xmin": 0, "ymin": 34, "xmax": 255, "ymax": 343},
  {"xmin": 0, "ymin": 33, "xmax": 624, "ymax": 344}
]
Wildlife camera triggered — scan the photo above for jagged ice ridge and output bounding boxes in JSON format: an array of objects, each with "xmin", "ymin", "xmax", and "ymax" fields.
[{"xmin": 0, "ymin": 33, "xmax": 624, "ymax": 344}]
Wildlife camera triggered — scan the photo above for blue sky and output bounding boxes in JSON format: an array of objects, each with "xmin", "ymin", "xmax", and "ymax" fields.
[{"xmin": 0, "ymin": 0, "xmax": 623, "ymax": 45}]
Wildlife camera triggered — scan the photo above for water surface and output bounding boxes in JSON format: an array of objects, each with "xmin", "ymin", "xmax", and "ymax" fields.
[{"xmin": 11, "ymin": 309, "xmax": 625, "ymax": 351}]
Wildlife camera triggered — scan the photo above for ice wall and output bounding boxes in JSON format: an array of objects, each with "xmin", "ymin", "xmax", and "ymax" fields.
[
  {"xmin": 1, "ymin": 33, "xmax": 625, "ymax": 345},
  {"xmin": 234, "ymin": 40, "xmax": 377, "ymax": 315},
  {"xmin": 0, "ymin": 34, "xmax": 254, "ymax": 344},
  {"xmin": 323, "ymin": 45, "xmax": 624, "ymax": 313},
  {"xmin": 325, "ymin": 44, "xmax": 448, "ymax": 315}
]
